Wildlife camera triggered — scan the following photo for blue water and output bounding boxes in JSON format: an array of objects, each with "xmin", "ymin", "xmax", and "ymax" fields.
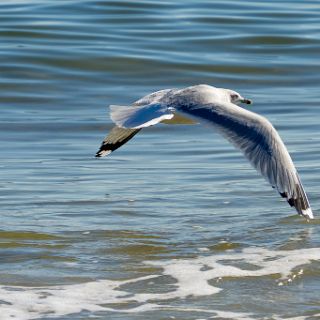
[{"xmin": 0, "ymin": 1, "xmax": 319, "ymax": 319}]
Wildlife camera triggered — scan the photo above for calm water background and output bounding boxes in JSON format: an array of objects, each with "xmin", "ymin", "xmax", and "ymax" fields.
[{"xmin": 0, "ymin": 0, "xmax": 320, "ymax": 319}]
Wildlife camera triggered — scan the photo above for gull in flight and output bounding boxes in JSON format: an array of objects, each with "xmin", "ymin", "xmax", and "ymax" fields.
[{"xmin": 96, "ymin": 85, "xmax": 313, "ymax": 220}]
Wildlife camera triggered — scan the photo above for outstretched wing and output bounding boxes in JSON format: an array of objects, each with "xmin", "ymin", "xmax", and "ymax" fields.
[{"xmin": 175, "ymin": 102, "xmax": 313, "ymax": 219}]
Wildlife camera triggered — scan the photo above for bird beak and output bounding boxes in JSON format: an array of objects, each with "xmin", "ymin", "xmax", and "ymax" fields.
[{"xmin": 241, "ymin": 98, "xmax": 252, "ymax": 105}]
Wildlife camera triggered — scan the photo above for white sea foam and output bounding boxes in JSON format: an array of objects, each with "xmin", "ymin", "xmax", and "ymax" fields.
[{"xmin": 0, "ymin": 247, "xmax": 319, "ymax": 320}]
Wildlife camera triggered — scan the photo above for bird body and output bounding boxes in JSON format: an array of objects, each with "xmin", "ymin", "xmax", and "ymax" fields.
[{"xmin": 96, "ymin": 85, "xmax": 313, "ymax": 220}]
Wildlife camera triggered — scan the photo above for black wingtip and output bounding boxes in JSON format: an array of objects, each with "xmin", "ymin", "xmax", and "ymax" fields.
[
  {"xmin": 278, "ymin": 185, "xmax": 312, "ymax": 219},
  {"xmin": 95, "ymin": 149, "xmax": 112, "ymax": 158}
]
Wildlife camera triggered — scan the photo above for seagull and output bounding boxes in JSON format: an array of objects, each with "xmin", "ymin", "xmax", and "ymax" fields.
[{"xmin": 96, "ymin": 84, "xmax": 313, "ymax": 220}]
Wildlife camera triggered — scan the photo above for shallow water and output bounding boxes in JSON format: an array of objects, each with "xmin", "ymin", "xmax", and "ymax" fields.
[{"xmin": 1, "ymin": 0, "xmax": 320, "ymax": 319}]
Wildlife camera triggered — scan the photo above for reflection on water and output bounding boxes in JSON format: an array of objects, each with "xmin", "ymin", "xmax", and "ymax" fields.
[{"xmin": 0, "ymin": 0, "xmax": 319, "ymax": 319}]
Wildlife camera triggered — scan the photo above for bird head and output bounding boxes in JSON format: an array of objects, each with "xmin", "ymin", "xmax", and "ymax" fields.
[{"xmin": 227, "ymin": 89, "xmax": 252, "ymax": 106}]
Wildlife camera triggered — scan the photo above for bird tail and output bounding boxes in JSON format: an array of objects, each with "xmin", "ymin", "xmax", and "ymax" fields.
[
  {"xmin": 95, "ymin": 103, "xmax": 174, "ymax": 157},
  {"xmin": 110, "ymin": 103, "xmax": 174, "ymax": 129}
]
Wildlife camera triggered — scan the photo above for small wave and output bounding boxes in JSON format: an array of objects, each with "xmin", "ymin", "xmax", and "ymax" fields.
[{"xmin": 1, "ymin": 246, "xmax": 319, "ymax": 319}]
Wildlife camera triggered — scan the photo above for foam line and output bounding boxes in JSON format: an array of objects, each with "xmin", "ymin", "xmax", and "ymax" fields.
[{"xmin": 0, "ymin": 247, "xmax": 319, "ymax": 319}]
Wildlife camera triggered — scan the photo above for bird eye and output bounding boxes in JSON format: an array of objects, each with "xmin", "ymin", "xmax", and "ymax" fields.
[{"xmin": 231, "ymin": 94, "xmax": 238, "ymax": 100}]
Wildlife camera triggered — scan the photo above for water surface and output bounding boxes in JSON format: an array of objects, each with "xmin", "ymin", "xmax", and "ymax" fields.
[{"xmin": 0, "ymin": 0, "xmax": 320, "ymax": 319}]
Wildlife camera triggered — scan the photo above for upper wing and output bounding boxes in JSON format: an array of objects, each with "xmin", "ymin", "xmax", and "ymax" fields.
[
  {"xmin": 95, "ymin": 126, "xmax": 141, "ymax": 157},
  {"xmin": 175, "ymin": 102, "xmax": 313, "ymax": 219}
]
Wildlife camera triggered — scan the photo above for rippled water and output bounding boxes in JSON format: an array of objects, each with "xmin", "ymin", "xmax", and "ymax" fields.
[{"xmin": 1, "ymin": 1, "xmax": 320, "ymax": 319}]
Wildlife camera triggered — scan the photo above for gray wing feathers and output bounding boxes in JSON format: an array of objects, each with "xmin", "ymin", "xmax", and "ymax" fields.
[
  {"xmin": 176, "ymin": 103, "xmax": 312, "ymax": 218},
  {"xmin": 95, "ymin": 126, "xmax": 140, "ymax": 157}
]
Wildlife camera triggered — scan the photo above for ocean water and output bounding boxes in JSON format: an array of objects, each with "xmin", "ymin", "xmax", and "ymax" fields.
[{"xmin": 0, "ymin": 0, "xmax": 320, "ymax": 319}]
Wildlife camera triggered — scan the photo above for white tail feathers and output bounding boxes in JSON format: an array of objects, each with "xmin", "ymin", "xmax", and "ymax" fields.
[{"xmin": 110, "ymin": 104, "xmax": 174, "ymax": 129}]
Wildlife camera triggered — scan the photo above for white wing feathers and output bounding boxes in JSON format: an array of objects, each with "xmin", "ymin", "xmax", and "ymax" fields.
[{"xmin": 110, "ymin": 103, "xmax": 174, "ymax": 129}]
